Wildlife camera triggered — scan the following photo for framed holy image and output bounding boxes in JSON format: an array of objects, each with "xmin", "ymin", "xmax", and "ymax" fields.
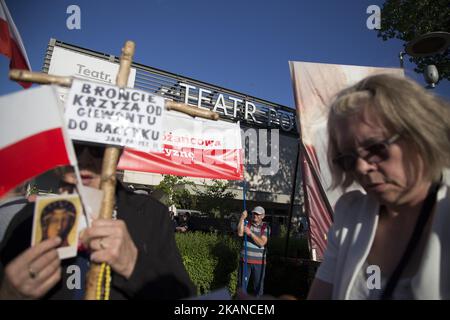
[{"xmin": 32, "ymin": 194, "xmax": 83, "ymax": 259}]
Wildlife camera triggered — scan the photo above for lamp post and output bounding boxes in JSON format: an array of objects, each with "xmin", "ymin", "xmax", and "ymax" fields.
[{"xmin": 399, "ymin": 31, "xmax": 450, "ymax": 88}]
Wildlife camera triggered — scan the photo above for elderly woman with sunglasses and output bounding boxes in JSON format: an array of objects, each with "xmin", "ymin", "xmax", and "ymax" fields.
[{"xmin": 307, "ymin": 74, "xmax": 450, "ymax": 300}]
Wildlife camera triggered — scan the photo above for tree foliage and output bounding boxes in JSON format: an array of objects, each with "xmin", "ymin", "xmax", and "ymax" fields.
[
  {"xmin": 153, "ymin": 175, "xmax": 196, "ymax": 208},
  {"xmin": 378, "ymin": 0, "xmax": 450, "ymax": 81},
  {"xmin": 194, "ymin": 180, "xmax": 236, "ymax": 218},
  {"xmin": 154, "ymin": 175, "xmax": 236, "ymax": 217}
]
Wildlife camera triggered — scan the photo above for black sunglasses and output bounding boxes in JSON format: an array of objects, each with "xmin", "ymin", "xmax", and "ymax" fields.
[
  {"xmin": 74, "ymin": 144, "xmax": 105, "ymax": 158},
  {"xmin": 333, "ymin": 134, "xmax": 400, "ymax": 172}
]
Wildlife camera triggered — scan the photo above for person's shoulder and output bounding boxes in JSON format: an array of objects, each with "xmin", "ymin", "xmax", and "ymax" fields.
[
  {"xmin": 0, "ymin": 196, "xmax": 28, "ymax": 209},
  {"xmin": 147, "ymin": 197, "xmax": 168, "ymax": 215},
  {"xmin": 333, "ymin": 189, "xmax": 371, "ymax": 225},
  {"xmin": 335, "ymin": 189, "xmax": 366, "ymax": 207},
  {"xmin": 117, "ymin": 189, "xmax": 169, "ymax": 226},
  {"xmin": 139, "ymin": 192, "xmax": 167, "ymax": 209},
  {"xmin": 261, "ymin": 222, "xmax": 270, "ymax": 236},
  {"xmin": 0, "ymin": 202, "xmax": 34, "ymax": 263},
  {"xmin": 120, "ymin": 189, "xmax": 168, "ymax": 212},
  {"xmin": 4, "ymin": 201, "xmax": 34, "ymax": 227}
]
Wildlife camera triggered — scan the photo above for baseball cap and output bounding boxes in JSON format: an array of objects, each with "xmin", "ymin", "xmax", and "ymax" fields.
[{"xmin": 251, "ymin": 206, "xmax": 265, "ymax": 215}]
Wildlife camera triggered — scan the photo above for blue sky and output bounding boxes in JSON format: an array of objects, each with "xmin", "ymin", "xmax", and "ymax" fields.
[{"xmin": 1, "ymin": 0, "xmax": 449, "ymax": 106}]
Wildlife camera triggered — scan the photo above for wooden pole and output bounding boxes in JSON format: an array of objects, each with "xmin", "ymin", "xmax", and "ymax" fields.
[
  {"xmin": 166, "ymin": 101, "xmax": 219, "ymax": 120},
  {"xmin": 9, "ymin": 70, "xmax": 219, "ymax": 121},
  {"xmin": 84, "ymin": 41, "xmax": 135, "ymax": 300},
  {"xmin": 9, "ymin": 69, "xmax": 73, "ymax": 87}
]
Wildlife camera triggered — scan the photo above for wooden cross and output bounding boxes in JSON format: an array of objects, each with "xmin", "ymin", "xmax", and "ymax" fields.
[{"xmin": 9, "ymin": 40, "xmax": 219, "ymax": 299}]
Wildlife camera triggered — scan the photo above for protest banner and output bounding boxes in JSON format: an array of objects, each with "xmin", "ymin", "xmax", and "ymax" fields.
[{"xmin": 118, "ymin": 111, "xmax": 243, "ymax": 180}]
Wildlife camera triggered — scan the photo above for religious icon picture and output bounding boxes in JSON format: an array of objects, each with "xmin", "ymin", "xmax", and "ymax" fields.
[{"xmin": 32, "ymin": 194, "xmax": 83, "ymax": 259}]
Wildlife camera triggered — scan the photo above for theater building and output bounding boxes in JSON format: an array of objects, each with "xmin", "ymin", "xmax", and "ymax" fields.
[{"xmin": 41, "ymin": 38, "xmax": 303, "ymax": 228}]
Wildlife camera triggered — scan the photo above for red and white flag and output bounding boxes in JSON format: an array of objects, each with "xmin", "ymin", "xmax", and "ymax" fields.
[
  {"xmin": 118, "ymin": 111, "xmax": 243, "ymax": 180},
  {"xmin": 0, "ymin": 86, "xmax": 77, "ymax": 197},
  {"xmin": 0, "ymin": 0, "xmax": 32, "ymax": 88}
]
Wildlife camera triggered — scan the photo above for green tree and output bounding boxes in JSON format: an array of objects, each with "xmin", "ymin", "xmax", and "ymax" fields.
[
  {"xmin": 194, "ymin": 180, "xmax": 236, "ymax": 218},
  {"xmin": 153, "ymin": 175, "xmax": 196, "ymax": 208},
  {"xmin": 378, "ymin": 0, "xmax": 450, "ymax": 81}
]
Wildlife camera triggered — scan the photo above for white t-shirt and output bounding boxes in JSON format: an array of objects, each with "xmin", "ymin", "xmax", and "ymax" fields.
[{"xmin": 348, "ymin": 261, "xmax": 414, "ymax": 300}]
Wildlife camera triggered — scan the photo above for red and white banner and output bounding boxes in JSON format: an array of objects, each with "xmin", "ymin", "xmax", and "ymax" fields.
[
  {"xmin": 0, "ymin": 86, "xmax": 77, "ymax": 197},
  {"xmin": 118, "ymin": 111, "xmax": 243, "ymax": 180},
  {"xmin": 290, "ymin": 61, "xmax": 403, "ymax": 261},
  {"xmin": 0, "ymin": 0, "xmax": 31, "ymax": 88}
]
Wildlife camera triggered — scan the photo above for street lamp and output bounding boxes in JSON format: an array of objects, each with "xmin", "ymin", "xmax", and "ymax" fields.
[{"xmin": 399, "ymin": 31, "xmax": 450, "ymax": 88}]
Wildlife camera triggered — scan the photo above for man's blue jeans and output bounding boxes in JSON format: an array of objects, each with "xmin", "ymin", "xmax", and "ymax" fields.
[{"xmin": 238, "ymin": 261, "xmax": 266, "ymax": 297}]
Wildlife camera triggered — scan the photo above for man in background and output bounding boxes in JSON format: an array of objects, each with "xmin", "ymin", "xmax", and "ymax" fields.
[{"xmin": 237, "ymin": 206, "xmax": 270, "ymax": 297}]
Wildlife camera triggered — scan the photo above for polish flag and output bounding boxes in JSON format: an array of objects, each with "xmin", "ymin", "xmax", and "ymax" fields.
[
  {"xmin": 0, "ymin": 0, "xmax": 32, "ymax": 88},
  {"xmin": 0, "ymin": 86, "xmax": 77, "ymax": 197}
]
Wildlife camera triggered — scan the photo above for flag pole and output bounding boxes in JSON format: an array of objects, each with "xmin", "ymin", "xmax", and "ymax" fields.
[
  {"xmin": 284, "ymin": 139, "xmax": 300, "ymax": 258},
  {"xmin": 242, "ymin": 157, "xmax": 248, "ymax": 291}
]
